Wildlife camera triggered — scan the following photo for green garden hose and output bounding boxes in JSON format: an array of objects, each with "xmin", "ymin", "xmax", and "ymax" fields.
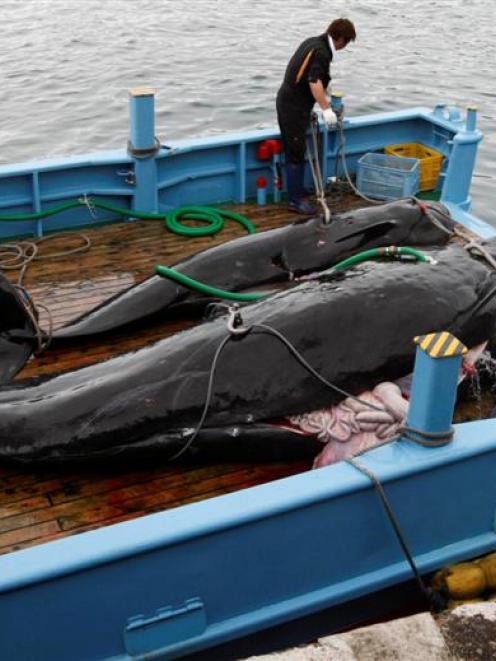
[
  {"xmin": 164, "ymin": 206, "xmax": 256, "ymax": 236},
  {"xmin": 0, "ymin": 197, "xmax": 257, "ymax": 238},
  {"xmin": 327, "ymin": 246, "xmax": 430, "ymax": 274},
  {"xmin": 155, "ymin": 265, "xmax": 272, "ymax": 301},
  {"xmin": 155, "ymin": 246, "xmax": 431, "ymax": 303},
  {"xmin": 0, "ymin": 200, "xmax": 83, "ymax": 221}
]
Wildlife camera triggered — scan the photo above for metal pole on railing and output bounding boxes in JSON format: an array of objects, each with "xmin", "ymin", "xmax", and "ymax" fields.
[
  {"xmin": 441, "ymin": 105, "xmax": 482, "ymax": 211},
  {"xmin": 128, "ymin": 87, "xmax": 159, "ymax": 215}
]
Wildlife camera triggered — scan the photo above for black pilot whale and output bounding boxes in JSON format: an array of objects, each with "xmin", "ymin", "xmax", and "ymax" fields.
[
  {"xmin": 0, "ymin": 239, "xmax": 495, "ymax": 465},
  {"xmin": 53, "ymin": 199, "xmax": 454, "ymax": 339}
]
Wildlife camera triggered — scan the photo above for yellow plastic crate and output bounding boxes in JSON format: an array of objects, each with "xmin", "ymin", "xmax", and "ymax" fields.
[{"xmin": 384, "ymin": 143, "xmax": 443, "ymax": 191}]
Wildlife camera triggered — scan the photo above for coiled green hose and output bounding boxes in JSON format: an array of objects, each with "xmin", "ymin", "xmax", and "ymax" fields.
[
  {"xmin": 0, "ymin": 198, "xmax": 257, "ymax": 238},
  {"xmin": 164, "ymin": 206, "xmax": 256, "ymax": 236}
]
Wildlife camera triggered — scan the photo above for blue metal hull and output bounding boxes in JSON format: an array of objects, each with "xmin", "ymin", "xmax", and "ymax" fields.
[
  {"xmin": 0, "ymin": 98, "xmax": 495, "ymax": 659},
  {"xmin": 0, "ymin": 423, "xmax": 495, "ymax": 659}
]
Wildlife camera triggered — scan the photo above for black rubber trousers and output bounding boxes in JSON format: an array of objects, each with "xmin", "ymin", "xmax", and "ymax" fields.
[{"xmin": 276, "ymin": 87, "xmax": 312, "ymax": 165}]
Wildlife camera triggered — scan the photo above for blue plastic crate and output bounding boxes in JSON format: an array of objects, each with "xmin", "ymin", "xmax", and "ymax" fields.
[{"xmin": 356, "ymin": 152, "xmax": 420, "ymax": 201}]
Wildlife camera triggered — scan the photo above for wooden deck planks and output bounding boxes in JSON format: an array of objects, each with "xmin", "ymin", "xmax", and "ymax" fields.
[
  {"xmin": 1, "ymin": 197, "xmax": 352, "ymax": 556},
  {"xmin": 0, "ymin": 461, "xmax": 307, "ymax": 555}
]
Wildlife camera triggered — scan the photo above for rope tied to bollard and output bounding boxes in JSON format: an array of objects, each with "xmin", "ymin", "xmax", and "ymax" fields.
[{"xmin": 399, "ymin": 424, "xmax": 454, "ymax": 447}]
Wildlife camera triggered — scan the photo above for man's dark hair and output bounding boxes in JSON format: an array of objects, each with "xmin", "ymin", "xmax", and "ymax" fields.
[{"xmin": 327, "ymin": 18, "xmax": 356, "ymax": 44}]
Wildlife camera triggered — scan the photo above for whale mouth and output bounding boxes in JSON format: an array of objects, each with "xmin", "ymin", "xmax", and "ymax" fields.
[{"xmin": 334, "ymin": 220, "xmax": 397, "ymax": 246}]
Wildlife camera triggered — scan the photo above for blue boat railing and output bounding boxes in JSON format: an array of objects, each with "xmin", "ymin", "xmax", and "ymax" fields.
[{"xmin": 0, "ymin": 87, "xmax": 487, "ymax": 239}]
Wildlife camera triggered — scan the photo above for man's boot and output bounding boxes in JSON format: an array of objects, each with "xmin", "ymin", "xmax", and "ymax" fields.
[{"xmin": 285, "ymin": 162, "xmax": 316, "ymax": 215}]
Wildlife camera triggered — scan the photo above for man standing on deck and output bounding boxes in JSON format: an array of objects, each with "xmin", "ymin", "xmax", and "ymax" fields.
[{"xmin": 277, "ymin": 18, "xmax": 356, "ymax": 215}]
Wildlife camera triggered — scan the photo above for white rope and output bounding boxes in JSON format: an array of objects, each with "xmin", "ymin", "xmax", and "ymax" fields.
[
  {"xmin": 463, "ymin": 240, "xmax": 496, "ymax": 271},
  {"xmin": 0, "ymin": 232, "xmax": 92, "ymax": 353},
  {"xmin": 307, "ymin": 114, "xmax": 332, "ymax": 223},
  {"xmin": 79, "ymin": 194, "xmax": 98, "ymax": 219}
]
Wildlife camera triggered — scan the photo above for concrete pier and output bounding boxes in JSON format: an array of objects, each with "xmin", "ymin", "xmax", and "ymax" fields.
[{"xmin": 247, "ymin": 602, "xmax": 496, "ymax": 661}]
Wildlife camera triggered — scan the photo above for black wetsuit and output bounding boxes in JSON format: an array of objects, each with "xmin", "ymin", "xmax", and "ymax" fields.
[{"xmin": 276, "ymin": 33, "xmax": 333, "ymax": 164}]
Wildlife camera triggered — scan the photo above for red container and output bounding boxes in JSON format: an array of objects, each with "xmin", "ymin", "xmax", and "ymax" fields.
[{"xmin": 256, "ymin": 140, "xmax": 282, "ymax": 160}]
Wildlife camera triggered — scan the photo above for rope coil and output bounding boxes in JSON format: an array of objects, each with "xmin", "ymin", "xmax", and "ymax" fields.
[
  {"xmin": 127, "ymin": 136, "xmax": 161, "ymax": 160},
  {"xmin": 0, "ymin": 232, "xmax": 92, "ymax": 353}
]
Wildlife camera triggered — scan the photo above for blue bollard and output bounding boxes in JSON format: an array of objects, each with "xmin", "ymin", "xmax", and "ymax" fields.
[
  {"xmin": 406, "ymin": 331, "xmax": 467, "ymax": 438},
  {"xmin": 441, "ymin": 105, "xmax": 482, "ymax": 210},
  {"xmin": 466, "ymin": 104, "xmax": 478, "ymax": 132},
  {"xmin": 128, "ymin": 87, "xmax": 159, "ymax": 215}
]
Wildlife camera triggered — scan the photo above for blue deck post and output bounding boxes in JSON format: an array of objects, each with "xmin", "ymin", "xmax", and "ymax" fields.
[
  {"xmin": 441, "ymin": 105, "xmax": 482, "ymax": 211},
  {"xmin": 128, "ymin": 86, "xmax": 159, "ymax": 214},
  {"xmin": 32, "ymin": 171, "xmax": 43, "ymax": 237},
  {"xmin": 237, "ymin": 142, "xmax": 247, "ymax": 203},
  {"xmin": 406, "ymin": 331, "xmax": 467, "ymax": 436}
]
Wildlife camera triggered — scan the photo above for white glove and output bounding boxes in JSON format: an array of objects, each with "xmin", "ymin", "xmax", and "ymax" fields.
[{"xmin": 322, "ymin": 107, "xmax": 337, "ymax": 129}]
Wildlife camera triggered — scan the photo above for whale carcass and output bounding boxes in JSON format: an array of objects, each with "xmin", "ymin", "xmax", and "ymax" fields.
[
  {"xmin": 0, "ymin": 239, "xmax": 495, "ymax": 464},
  {"xmin": 53, "ymin": 199, "xmax": 454, "ymax": 339}
]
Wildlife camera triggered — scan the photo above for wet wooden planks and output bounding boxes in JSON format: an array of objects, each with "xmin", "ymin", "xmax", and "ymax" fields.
[
  {"xmin": 3, "ymin": 198, "xmax": 358, "ymax": 555},
  {"xmin": 0, "ymin": 460, "xmax": 309, "ymax": 555}
]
